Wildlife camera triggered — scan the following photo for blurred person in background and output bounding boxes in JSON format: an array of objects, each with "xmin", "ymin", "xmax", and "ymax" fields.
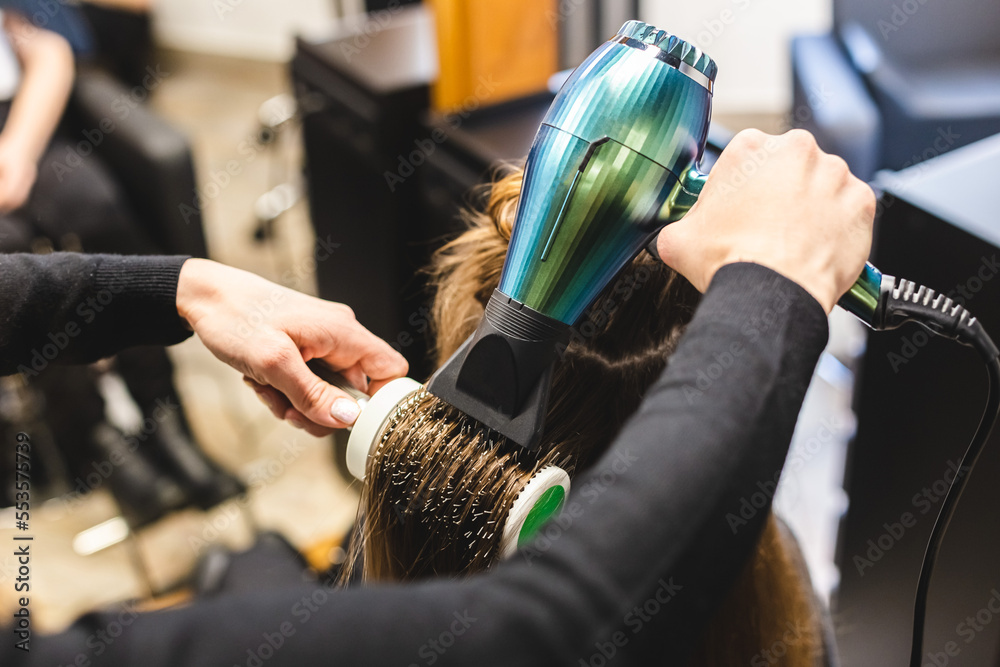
[{"xmin": 0, "ymin": 0, "xmax": 242, "ymax": 525}]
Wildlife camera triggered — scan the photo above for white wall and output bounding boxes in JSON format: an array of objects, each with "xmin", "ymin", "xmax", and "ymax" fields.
[
  {"xmin": 641, "ymin": 0, "xmax": 832, "ymax": 114},
  {"xmin": 153, "ymin": 0, "xmax": 365, "ymax": 61}
]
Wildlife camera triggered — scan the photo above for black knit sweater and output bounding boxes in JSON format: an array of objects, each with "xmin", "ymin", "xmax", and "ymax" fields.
[
  {"xmin": 0, "ymin": 254, "xmax": 829, "ymax": 665},
  {"xmin": 0, "ymin": 253, "xmax": 191, "ymax": 375}
]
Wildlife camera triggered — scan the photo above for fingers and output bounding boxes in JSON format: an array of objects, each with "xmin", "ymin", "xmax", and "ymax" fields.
[
  {"xmin": 656, "ymin": 184, "xmax": 715, "ymax": 293},
  {"xmin": 315, "ymin": 317, "xmax": 409, "ymax": 395},
  {"xmin": 338, "ymin": 364, "xmax": 370, "ymax": 396},
  {"xmin": 282, "ymin": 406, "xmax": 335, "ymax": 437},
  {"xmin": 240, "ymin": 309, "xmax": 407, "ymax": 435},
  {"xmin": 656, "ymin": 221, "xmax": 694, "ymax": 288},
  {"xmin": 188, "ymin": 260, "xmax": 410, "ymax": 435},
  {"xmin": 243, "ymin": 377, "xmax": 292, "ymax": 420},
  {"xmin": 360, "ymin": 348, "xmax": 409, "ymax": 394},
  {"xmin": 249, "ymin": 338, "xmax": 364, "ymax": 430},
  {"xmin": 244, "ymin": 376, "xmax": 338, "ymax": 436}
]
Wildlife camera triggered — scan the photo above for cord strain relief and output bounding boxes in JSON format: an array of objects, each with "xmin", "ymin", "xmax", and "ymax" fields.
[{"xmin": 885, "ymin": 279, "xmax": 999, "ymax": 360}]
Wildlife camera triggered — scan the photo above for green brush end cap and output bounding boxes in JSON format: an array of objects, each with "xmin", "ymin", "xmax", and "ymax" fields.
[{"xmin": 518, "ymin": 485, "xmax": 566, "ymax": 547}]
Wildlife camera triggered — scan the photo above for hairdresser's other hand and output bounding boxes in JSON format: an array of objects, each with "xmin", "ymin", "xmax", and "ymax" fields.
[
  {"xmin": 656, "ymin": 129, "xmax": 875, "ymax": 313},
  {"xmin": 0, "ymin": 138, "xmax": 38, "ymax": 213},
  {"xmin": 176, "ymin": 258, "xmax": 408, "ymax": 436}
]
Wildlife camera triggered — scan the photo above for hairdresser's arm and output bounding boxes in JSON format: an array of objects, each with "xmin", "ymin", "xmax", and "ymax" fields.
[
  {"xmin": 8, "ymin": 130, "xmax": 873, "ymax": 666},
  {"xmin": 0, "ymin": 253, "xmax": 193, "ymax": 374},
  {"xmin": 0, "ymin": 253, "xmax": 408, "ymax": 427},
  {"xmin": 0, "ymin": 12, "xmax": 74, "ymax": 212}
]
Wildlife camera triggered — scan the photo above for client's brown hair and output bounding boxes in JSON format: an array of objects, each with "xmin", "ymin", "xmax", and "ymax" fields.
[{"xmin": 344, "ymin": 167, "xmax": 823, "ymax": 664}]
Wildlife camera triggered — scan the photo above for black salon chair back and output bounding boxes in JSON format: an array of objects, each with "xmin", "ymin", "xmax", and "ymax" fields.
[
  {"xmin": 64, "ymin": 67, "xmax": 207, "ymax": 258},
  {"xmin": 792, "ymin": 0, "xmax": 1000, "ymax": 179}
]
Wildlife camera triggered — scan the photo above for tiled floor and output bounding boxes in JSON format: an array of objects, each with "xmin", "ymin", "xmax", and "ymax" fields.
[{"xmin": 0, "ymin": 49, "xmax": 854, "ymax": 633}]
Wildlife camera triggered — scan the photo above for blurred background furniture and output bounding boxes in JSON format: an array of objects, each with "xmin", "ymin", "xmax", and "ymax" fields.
[
  {"xmin": 834, "ymin": 134, "xmax": 1000, "ymax": 665},
  {"xmin": 291, "ymin": 6, "xmax": 435, "ymax": 378},
  {"xmin": 79, "ymin": 1, "xmax": 156, "ymax": 90},
  {"xmin": 10, "ymin": 0, "xmax": 209, "ymax": 256},
  {"xmin": 64, "ymin": 67, "xmax": 208, "ymax": 258},
  {"xmin": 426, "ymin": 0, "xmax": 557, "ymax": 112},
  {"xmin": 0, "ymin": 2, "xmax": 224, "ymax": 531},
  {"xmin": 791, "ymin": 0, "xmax": 1000, "ymax": 180},
  {"xmin": 420, "ymin": 93, "xmax": 554, "ymax": 245},
  {"xmin": 362, "ymin": 0, "xmax": 640, "ymax": 72}
]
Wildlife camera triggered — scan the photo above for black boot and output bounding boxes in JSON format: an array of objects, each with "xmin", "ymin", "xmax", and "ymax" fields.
[
  {"xmin": 88, "ymin": 422, "xmax": 190, "ymax": 529},
  {"xmin": 141, "ymin": 407, "xmax": 246, "ymax": 511},
  {"xmin": 34, "ymin": 364, "xmax": 194, "ymax": 528},
  {"xmin": 116, "ymin": 347, "xmax": 245, "ymax": 511}
]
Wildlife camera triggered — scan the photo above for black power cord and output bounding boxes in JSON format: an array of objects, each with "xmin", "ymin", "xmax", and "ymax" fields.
[{"xmin": 871, "ymin": 276, "xmax": 1000, "ymax": 667}]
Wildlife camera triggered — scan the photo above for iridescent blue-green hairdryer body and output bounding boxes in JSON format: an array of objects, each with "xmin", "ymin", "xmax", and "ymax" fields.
[{"xmin": 428, "ymin": 20, "xmax": 885, "ymax": 448}]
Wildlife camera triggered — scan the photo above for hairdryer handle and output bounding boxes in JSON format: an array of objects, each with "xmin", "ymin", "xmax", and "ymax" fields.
[
  {"xmin": 663, "ymin": 165, "xmax": 885, "ymax": 328},
  {"xmin": 839, "ymin": 262, "xmax": 884, "ymax": 328},
  {"xmin": 661, "ymin": 165, "xmax": 708, "ymax": 224}
]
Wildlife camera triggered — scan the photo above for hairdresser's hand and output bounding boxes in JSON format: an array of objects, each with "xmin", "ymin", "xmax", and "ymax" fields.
[
  {"xmin": 0, "ymin": 138, "xmax": 38, "ymax": 213},
  {"xmin": 176, "ymin": 258, "xmax": 408, "ymax": 436},
  {"xmin": 656, "ymin": 129, "xmax": 875, "ymax": 313}
]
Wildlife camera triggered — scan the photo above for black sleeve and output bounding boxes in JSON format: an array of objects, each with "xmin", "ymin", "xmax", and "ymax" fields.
[
  {"xmin": 8, "ymin": 262, "xmax": 828, "ymax": 666},
  {"xmin": 0, "ymin": 253, "xmax": 193, "ymax": 375}
]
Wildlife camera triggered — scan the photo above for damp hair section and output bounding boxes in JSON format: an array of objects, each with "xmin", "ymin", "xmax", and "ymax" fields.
[{"xmin": 358, "ymin": 389, "xmax": 571, "ymax": 580}]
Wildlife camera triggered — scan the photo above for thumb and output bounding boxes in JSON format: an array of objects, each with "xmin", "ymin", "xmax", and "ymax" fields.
[
  {"xmin": 258, "ymin": 344, "xmax": 363, "ymax": 429},
  {"xmin": 656, "ymin": 215, "xmax": 706, "ymax": 292}
]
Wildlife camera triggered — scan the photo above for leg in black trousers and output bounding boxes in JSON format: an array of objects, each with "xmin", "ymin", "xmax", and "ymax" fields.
[
  {"xmin": 3, "ymin": 139, "xmax": 243, "ymax": 519},
  {"xmin": 0, "ymin": 147, "xmax": 194, "ymax": 524}
]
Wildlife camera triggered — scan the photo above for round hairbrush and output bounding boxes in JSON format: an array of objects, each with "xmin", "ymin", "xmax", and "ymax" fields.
[
  {"xmin": 307, "ymin": 361, "xmax": 572, "ymax": 556},
  {"xmin": 345, "ymin": 379, "xmax": 571, "ymax": 557}
]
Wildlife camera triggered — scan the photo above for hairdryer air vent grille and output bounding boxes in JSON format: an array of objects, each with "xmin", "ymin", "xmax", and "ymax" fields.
[{"xmin": 615, "ymin": 20, "xmax": 718, "ymax": 83}]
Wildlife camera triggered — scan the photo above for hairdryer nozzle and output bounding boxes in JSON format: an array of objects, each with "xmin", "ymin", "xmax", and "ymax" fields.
[{"xmin": 426, "ymin": 290, "xmax": 570, "ymax": 449}]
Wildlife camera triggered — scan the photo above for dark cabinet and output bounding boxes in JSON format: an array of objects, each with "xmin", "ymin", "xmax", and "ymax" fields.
[
  {"xmin": 835, "ymin": 135, "xmax": 1000, "ymax": 666},
  {"xmin": 292, "ymin": 8, "xmax": 435, "ymax": 376}
]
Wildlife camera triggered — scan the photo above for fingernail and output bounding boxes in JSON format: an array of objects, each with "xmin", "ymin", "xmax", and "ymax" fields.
[
  {"xmin": 331, "ymin": 398, "xmax": 361, "ymax": 425},
  {"xmin": 287, "ymin": 416, "xmax": 305, "ymax": 429}
]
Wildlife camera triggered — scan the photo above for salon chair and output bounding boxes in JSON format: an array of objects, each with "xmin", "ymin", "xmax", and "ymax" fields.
[
  {"xmin": 15, "ymin": 68, "xmax": 228, "ymax": 529},
  {"xmin": 791, "ymin": 0, "xmax": 1000, "ymax": 180},
  {"xmin": 62, "ymin": 66, "xmax": 208, "ymax": 258}
]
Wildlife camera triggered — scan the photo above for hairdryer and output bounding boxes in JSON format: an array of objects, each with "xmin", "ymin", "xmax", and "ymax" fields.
[{"xmin": 426, "ymin": 20, "xmax": 885, "ymax": 448}]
